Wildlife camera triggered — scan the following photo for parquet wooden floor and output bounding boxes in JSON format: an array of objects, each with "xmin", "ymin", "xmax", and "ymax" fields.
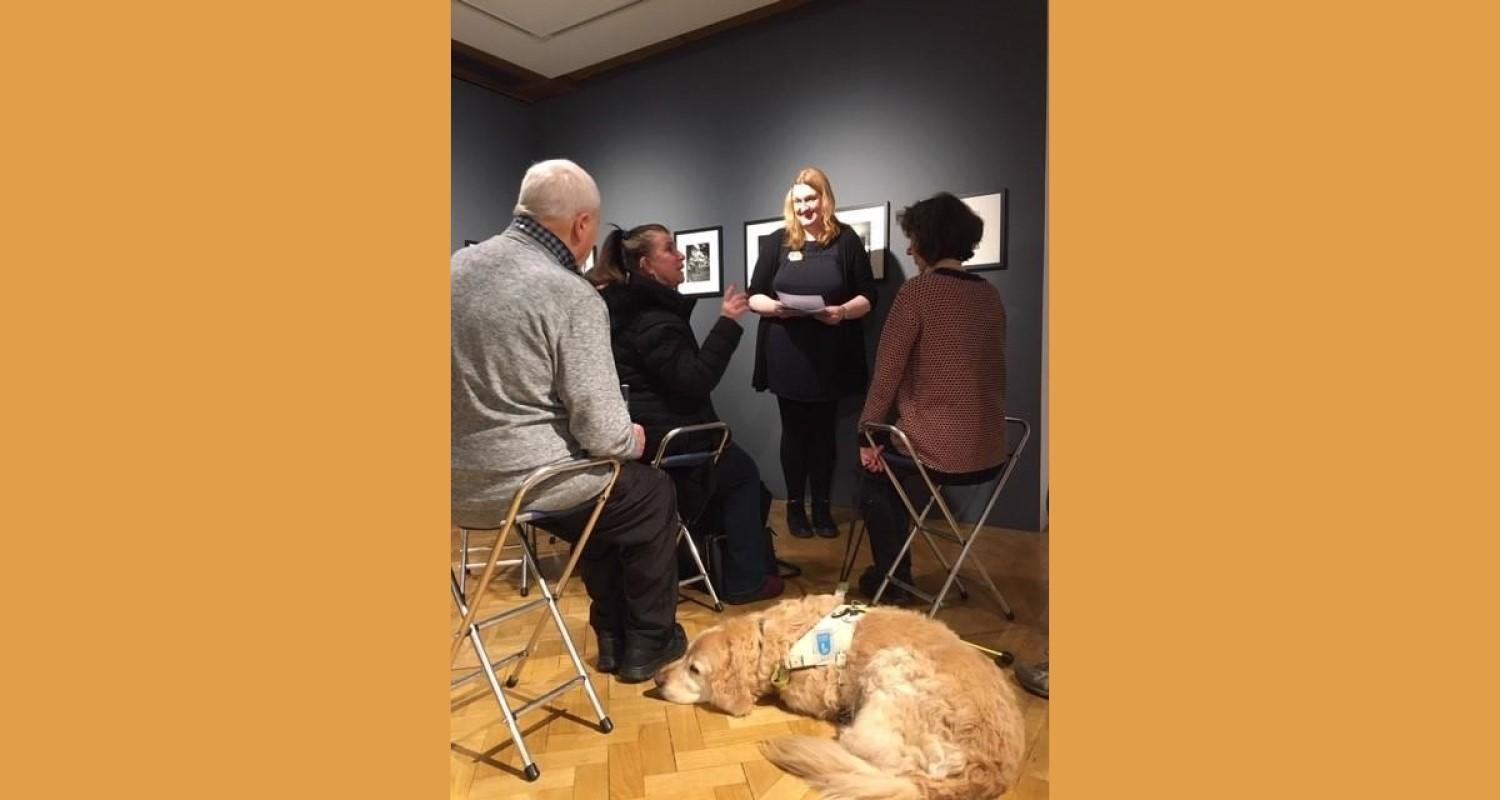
[{"xmin": 451, "ymin": 503, "xmax": 1049, "ymax": 799}]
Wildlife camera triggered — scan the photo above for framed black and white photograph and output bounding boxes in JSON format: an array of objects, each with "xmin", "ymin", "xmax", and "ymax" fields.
[
  {"xmin": 836, "ymin": 201, "xmax": 889, "ymax": 279},
  {"xmin": 743, "ymin": 216, "xmax": 783, "ymax": 282},
  {"xmin": 960, "ymin": 189, "xmax": 1008, "ymax": 270},
  {"xmin": 673, "ymin": 226, "xmax": 722, "ymax": 297}
]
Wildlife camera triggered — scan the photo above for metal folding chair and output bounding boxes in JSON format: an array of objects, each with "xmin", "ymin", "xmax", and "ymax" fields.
[
  {"xmin": 651, "ymin": 422, "xmax": 732, "ymax": 613},
  {"xmin": 839, "ymin": 418, "xmax": 1031, "ymax": 619},
  {"xmin": 450, "ymin": 458, "xmax": 619, "ymax": 782}
]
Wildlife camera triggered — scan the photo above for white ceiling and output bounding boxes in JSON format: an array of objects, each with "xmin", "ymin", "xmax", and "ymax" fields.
[{"xmin": 453, "ymin": 0, "xmax": 782, "ymax": 78}]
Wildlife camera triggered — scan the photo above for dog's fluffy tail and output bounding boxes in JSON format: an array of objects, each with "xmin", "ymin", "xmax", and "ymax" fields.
[{"xmin": 759, "ymin": 736, "xmax": 921, "ymax": 800}]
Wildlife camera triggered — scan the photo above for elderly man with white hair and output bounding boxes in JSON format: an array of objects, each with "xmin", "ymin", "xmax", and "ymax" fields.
[{"xmin": 452, "ymin": 159, "xmax": 685, "ymax": 683}]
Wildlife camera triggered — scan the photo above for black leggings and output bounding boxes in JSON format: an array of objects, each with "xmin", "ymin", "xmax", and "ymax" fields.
[{"xmin": 777, "ymin": 396, "xmax": 838, "ymax": 502}]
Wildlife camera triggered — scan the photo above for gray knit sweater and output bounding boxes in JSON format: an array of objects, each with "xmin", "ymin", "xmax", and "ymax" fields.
[{"xmin": 451, "ymin": 227, "xmax": 636, "ymax": 526}]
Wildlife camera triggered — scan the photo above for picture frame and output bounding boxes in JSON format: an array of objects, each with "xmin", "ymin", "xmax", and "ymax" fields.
[
  {"xmin": 743, "ymin": 216, "xmax": 784, "ymax": 284},
  {"xmin": 673, "ymin": 226, "xmax": 723, "ymax": 298},
  {"xmin": 835, "ymin": 201, "xmax": 889, "ymax": 279},
  {"xmin": 959, "ymin": 189, "xmax": 1008, "ymax": 270}
]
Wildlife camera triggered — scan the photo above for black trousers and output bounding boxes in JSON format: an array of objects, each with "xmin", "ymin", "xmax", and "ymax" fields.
[
  {"xmin": 534, "ymin": 461, "xmax": 679, "ymax": 647},
  {"xmin": 776, "ymin": 396, "xmax": 838, "ymax": 502},
  {"xmin": 703, "ymin": 443, "xmax": 774, "ymax": 596},
  {"xmin": 861, "ymin": 455, "xmax": 1002, "ymax": 580}
]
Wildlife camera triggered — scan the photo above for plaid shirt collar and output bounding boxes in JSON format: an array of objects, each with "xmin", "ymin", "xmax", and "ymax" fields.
[{"xmin": 511, "ymin": 215, "xmax": 579, "ymax": 274}]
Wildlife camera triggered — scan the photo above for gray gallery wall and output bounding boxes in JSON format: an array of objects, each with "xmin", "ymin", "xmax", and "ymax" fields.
[
  {"xmin": 452, "ymin": 78, "xmax": 535, "ymax": 252},
  {"xmin": 452, "ymin": 0, "xmax": 1048, "ymax": 530}
]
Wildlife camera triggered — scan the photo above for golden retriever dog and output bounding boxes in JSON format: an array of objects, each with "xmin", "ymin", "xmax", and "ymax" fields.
[{"xmin": 654, "ymin": 595, "xmax": 1024, "ymax": 799}]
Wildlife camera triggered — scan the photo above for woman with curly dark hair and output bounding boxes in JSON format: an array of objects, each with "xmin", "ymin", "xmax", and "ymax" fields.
[{"xmin": 856, "ymin": 192, "xmax": 1007, "ymax": 600}]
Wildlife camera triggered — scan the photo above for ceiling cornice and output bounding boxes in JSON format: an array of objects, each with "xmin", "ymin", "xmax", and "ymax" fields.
[{"xmin": 453, "ymin": 0, "xmax": 818, "ymax": 104}]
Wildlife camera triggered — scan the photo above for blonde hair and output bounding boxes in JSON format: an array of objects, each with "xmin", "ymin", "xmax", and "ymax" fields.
[{"xmin": 781, "ymin": 167, "xmax": 840, "ymax": 250}]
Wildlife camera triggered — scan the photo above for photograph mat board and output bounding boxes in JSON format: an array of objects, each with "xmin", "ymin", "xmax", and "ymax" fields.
[
  {"xmin": 960, "ymin": 191, "xmax": 1007, "ymax": 270},
  {"xmin": 744, "ymin": 216, "xmax": 783, "ymax": 284},
  {"xmin": 835, "ymin": 202, "xmax": 888, "ymax": 279},
  {"xmin": 673, "ymin": 226, "xmax": 723, "ymax": 298}
]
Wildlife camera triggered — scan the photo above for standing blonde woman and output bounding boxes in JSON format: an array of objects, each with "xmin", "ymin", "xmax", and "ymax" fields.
[{"xmin": 748, "ymin": 167, "xmax": 877, "ymax": 538}]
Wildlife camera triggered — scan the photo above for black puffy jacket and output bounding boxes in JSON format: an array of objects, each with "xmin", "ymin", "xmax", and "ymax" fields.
[{"xmin": 599, "ymin": 277, "xmax": 744, "ymax": 463}]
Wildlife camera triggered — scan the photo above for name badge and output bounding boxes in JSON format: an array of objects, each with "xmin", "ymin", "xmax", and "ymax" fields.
[{"xmin": 788, "ymin": 251, "xmax": 803, "ymax": 262}]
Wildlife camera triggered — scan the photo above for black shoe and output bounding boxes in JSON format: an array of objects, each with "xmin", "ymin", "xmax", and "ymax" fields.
[
  {"xmin": 810, "ymin": 500, "xmax": 838, "ymax": 538},
  {"xmin": 594, "ymin": 628, "xmax": 623, "ymax": 674},
  {"xmin": 1014, "ymin": 659, "xmax": 1049, "ymax": 699},
  {"xmin": 857, "ymin": 566, "xmax": 913, "ymax": 604},
  {"xmin": 617, "ymin": 624, "xmax": 688, "ymax": 684},
  {"xmin": 785, "ymin": 501, "xmax": 813, "ymax": 538}
]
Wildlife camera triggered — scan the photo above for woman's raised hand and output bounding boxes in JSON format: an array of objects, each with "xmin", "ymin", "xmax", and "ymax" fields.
[{"xmin": 721, "ymin": 284, "xmax": 749, "ymax": 320}]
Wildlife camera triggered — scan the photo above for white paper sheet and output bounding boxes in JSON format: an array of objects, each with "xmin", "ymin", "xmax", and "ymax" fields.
[{"xmin": 776, "ymin": 292, "xmax": 826, "ymax": 314}]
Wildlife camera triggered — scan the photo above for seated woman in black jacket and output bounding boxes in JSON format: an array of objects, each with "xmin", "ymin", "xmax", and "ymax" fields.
[{"xmin": 586, "ymin": 224, "xmax": 784, "ymax": 604}]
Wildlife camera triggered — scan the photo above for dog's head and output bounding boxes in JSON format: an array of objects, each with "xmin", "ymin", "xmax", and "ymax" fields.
[{"xmin": 654, "ymin": 615, "xmax": 763, "ymax": 716}]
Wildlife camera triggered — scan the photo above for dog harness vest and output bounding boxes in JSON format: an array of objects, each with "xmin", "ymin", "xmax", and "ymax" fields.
[{"xmin": 782, "ymin": 603, "xmax": 869, "ymax": 679}]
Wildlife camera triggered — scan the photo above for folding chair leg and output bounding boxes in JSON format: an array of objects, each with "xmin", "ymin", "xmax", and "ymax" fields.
[
  {"xmin": 961, "ymin": 552, "xmax": 1015, "ymax": 620},
  {"xmin": 916, "ymin": 531, "xmax": 969, "ymax": 601},
  {"xmin": 872, "ymin": 525, "xmax": 922, "ymax": 606},
  {"xmin": 467, "ymin": 618, "xmax": 541, "ymax": 779},
  {"xmin": 917, "ymin": 528, "xmax": 969, "ymax": 600},
  {"xmin": 677, "ymin": 526, "xmax": 724, "ymax": 612},
  {"xmin": 837, "ymin": 517, "xmax": 865, "ymax": 584},
  {"xmin": 529, "ymin": 556, "xmax": 612, "ymax": 731},
  {"xmin": 460, "ymin": 528, "xmax": 469, "ymax": 594},
  {"xmin": 928, "ymin": 528, "xmax": 1014, "ymax": 620},
  {"xmin": 925, "ymin": 486, "xmax": 1015, "ymax": 620},
  {"xmin": 450, "ymin": 568, "xmax": 543, "ymax": 780},
  {"xmin": 907, "ymin": 497, "xmax": 966, "ymax": 599},
  {"xmin": 518, "ymin": 526, "xmax": 531, "ymax": 597},
  {"xmin": 504, "ymin": 532, "xmax": 568, "ymax": 686}
]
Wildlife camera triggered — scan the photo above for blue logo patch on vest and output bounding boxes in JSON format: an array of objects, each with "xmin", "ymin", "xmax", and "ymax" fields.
[{"xmin": 816, "ymin": 630, "xmax": 832, "ymax": 655}]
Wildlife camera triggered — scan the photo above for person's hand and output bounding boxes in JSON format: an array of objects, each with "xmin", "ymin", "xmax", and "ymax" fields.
[
  {"xmin": 631, "ymin": 423, "xmax": 646, "ymax": 460},
  {"xmin": 720, "ymin": 284, "xmax": 749, "ymax": 321},
  {"xmin": 859, "ymin": 445, "xmax": 885, "ymax": 474},
  {"xmin": 761, "ymin": 300, "xmax": 790, "ymax": 318},
  {"xmin": 815, "ymin": 304, "xmax": 847, "ymax": 326}
]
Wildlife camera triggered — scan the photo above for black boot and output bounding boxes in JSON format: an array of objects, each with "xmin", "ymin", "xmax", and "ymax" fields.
[
  {"xmin": 785, "ymin": 500, "xmax": 813, "ymax": 538},
  {"xmin": 594, "ymin": 627, "xmax": 623, "ymax": 674},
  {"xmin": 858, "ymin": 565, "xmax": 914, "ymax": 604},
  {"xmin": 617, "ymin": 624, "xmax": 687, "ymax": 684},
  {"xmin": 810, "ymin": 499, "xmax": 838, "ymax": 538}
]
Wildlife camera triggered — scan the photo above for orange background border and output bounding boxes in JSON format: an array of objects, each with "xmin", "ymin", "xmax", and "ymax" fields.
[{"xmin": 6, "ymin": 0, "xmax": 1499, "ymax": 796}]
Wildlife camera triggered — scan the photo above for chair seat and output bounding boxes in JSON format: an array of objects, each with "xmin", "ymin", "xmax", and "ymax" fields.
[
  {"xmin": 881, "ymin": 450, "xmax": 1005, "ymax": 487},
  {"xmin": 657, "ymin": 452, "xmax": 716, "ymax": 469},
  {"xmin": 455, "ymin": 500, "xmax": 598, "ymax": 531}
]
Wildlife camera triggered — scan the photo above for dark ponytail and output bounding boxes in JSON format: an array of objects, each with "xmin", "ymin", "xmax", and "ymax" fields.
[{"xmin": 584, "ymin": 223, "xmax": 671, "ymax": 289}]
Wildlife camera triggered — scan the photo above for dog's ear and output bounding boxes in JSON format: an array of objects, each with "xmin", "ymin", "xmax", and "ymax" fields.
[
  {"xmin": 709, "ymin": 616, "xmax": 764, "ymax": 716},
  {"xmin": 712, "ymin": 673, "xmax": 758, "ymax": 717}
]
